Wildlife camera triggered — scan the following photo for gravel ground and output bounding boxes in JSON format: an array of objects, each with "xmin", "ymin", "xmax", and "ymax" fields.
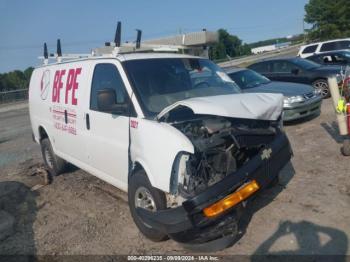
[{"xmin": 0, "ymin": 100, "xmax": 349, "ymax": 257}]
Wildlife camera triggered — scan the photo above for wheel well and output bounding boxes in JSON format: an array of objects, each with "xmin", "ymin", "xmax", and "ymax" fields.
[
  {"xmin": 38, "ymin": 126, "xmax": 48, "ymax": 141},
  {"xmin": 130, "ymin": 162, "xmax": 160, "ymax": 191},
  {"xmin": 131, "ymin": 162, "xmax": 144, "ymax": 176},
  {"xmin": 312, "ymin": 78, "xmax": 327, "ymax": 84},
  {"xmin": 130, "ymin": 162, "xmax": 150, "ymax": 184}
]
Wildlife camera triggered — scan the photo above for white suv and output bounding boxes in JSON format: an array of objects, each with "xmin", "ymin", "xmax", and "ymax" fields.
[{"xmin": 298, "ymin": 38, "xmax": 350, "ymax": 58}]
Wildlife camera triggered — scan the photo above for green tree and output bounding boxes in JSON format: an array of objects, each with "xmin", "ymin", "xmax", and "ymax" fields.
[
  {"xmin": 0, "ymin": 74, "xmax": 3, "ymax": 91},
  {"xmin": 305, "ymin": 0, "xmax": 350, "ymax": 41},
  {"xmin": 6, "ymin": 71, "xmax": 27, "ymax": 90},
  {"xmin": 24, "ymin": 67, "xmax": 34, "ymax": 82},
  {"xmin": 0, "ymin": 67, "xmax": 34, "ymax": 92},
  {"xmin": 209, "ymin": 29, "xmax": 251, "ymax": 60}
]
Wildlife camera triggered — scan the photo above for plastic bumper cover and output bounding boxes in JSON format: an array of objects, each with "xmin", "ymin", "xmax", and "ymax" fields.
[{"xmin": 283, "ymin": 96, "xmax": 322, "ymax": 121}]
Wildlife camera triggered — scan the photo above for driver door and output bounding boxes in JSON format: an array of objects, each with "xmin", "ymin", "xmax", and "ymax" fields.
[
  {"xmin": 270, "ymin": 61, "xmax": 304, "ymax": 83},
  {"xmin": 85, "ymin": 62, "xmax": 130, "ymax": 191}
]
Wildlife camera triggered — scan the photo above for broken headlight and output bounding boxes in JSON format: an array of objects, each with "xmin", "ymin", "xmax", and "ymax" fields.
[
  {"xmin": 169, "ymin": 152, "xmax": 190, "ymax": 195},
  {"xmin": 283, "ymin": 95, "xmax": 305, "ymax": 107}
]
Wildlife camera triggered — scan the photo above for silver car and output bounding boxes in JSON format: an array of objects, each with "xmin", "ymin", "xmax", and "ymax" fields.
[{"xmin": 225, "ymin": 67, "xmax": 323, "ymax": 121}]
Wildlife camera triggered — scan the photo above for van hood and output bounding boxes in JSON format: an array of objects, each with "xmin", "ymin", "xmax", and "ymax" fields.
[{"xmin": 157, "ymin": 93, "xmax": 284, "ymax": 122}]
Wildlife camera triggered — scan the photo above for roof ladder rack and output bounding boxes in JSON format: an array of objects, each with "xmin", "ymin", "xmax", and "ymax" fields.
[
  {"xmin": 43, "ymin": 43, "xmax": 48, "ymax": 65},
  {"xmin": 57, "ymin": 39, "xmax": 62, "ymax": 62},
  {"xmin": 38, "ymin": 39, "xmax": 90, "ymax": 64},
  {"xmin": 38, "ymin": 21, "xmax": 218, "ymax": 65}
]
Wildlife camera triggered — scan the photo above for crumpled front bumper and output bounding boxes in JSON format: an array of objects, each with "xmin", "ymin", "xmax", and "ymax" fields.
[{"xmin": 137, "ymin": 131, "xmax": 293, "ymax": 246}]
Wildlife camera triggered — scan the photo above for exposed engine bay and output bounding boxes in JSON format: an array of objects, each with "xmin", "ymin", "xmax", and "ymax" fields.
[{"xmin": 169, "ymin": 113, "xmax": 280, "ymax": 198}]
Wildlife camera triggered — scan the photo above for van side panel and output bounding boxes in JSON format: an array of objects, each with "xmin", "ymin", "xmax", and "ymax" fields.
[
  {"xmin": 29, "ymin": 59, "xmax": 134, "ymax": 193},
  {"xmin": 29, "ymin": 61, "xmax": 93, "ymax": 163},
  {"xmin": 29, "ymin": 67, "xmax": 55, "ymax": 144}
]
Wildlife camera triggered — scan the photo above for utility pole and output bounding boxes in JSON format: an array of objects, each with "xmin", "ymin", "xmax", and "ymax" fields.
[{"xmin": 302, "ymin": 16, "xmax": 306, "ymax": 43}]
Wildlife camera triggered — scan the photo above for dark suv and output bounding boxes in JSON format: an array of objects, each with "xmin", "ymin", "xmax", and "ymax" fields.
[{"xmin": 248, "ymin": 58, "xmax": 342, "ymax": 98}]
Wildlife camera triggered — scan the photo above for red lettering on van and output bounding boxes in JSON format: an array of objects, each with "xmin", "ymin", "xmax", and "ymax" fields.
[
  {"xmin": 130, "ymin": 120, "xmax": 138, "ymax": 128},
  {"xmin": 71, "ymin": 68, "xmax": 81, "ymax": 105},
  {"xmin": 52, "ymin": 70, "xmax": 66, "ymax": 103},
  {"xmin": 52, "ymin": 71, "xmax": 60, "ymax": 102},
  {"xmin": 53, "ymin": 68, "xmax": 81, "ymax": 105},
  {"xmin": 65, "ymin": 69, "xmax": 75, "ymax": 104}
]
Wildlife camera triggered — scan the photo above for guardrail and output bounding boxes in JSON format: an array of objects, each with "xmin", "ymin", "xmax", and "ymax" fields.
[
  {"xmin": 0, "ymin": 89, "xmax": 28, "ymax": 104},
  {"xmin": 218, "ymin": 43, "xmax": 303, "ymax": 68}
]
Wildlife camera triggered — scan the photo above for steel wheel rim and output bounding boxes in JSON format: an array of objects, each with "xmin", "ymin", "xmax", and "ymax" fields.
[
  {"xmin": 314, "ymin": 81, "xmax": 329, "ymax": 97},
  {"xmin": 135, "ymin": 186, "xmax": 156, "ymax": 211},
  {"xmin": 44, "ymin": 148, "xmax": 54, "ymax": 169}
]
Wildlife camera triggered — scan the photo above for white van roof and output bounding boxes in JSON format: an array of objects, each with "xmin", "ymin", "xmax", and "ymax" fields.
[{"xmin": 118, "ymin": 52, "xmax": 199, "ymax": 61}]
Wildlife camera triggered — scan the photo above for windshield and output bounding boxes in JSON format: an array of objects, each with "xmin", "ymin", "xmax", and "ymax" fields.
[
  {"xmin": 228, "ymin": 69, "xmax": 270, "ymax": 89},
  {"xmin": 340, "ymin": 52, "xmax": 350, "ymax": 59},
  {"xmin": 123, "ymin": 58, "xmax": 241, "ymax": 117},
  {"xmin": 292, "ymin": 58, "xmax": 320, "ymax": 69}
]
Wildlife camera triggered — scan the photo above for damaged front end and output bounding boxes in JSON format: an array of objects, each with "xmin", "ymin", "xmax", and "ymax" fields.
[
  {"xmin": 170, "ymin": 113, "xmax": 281, "ymax": 199},
  {"xmin": 137, "ymin": 95, "xmax": 292, "ymax": 248}
]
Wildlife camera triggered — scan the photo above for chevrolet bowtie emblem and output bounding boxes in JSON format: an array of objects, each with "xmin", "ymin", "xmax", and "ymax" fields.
[{"xmin": 261, "ymin": 148, "xmax": 272, "ymax": 160}]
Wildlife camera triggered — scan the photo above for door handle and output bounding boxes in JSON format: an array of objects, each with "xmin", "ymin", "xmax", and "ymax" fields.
[
  {"xmin": 64, "ymin": 110, "xmax": 68, "ymax": 124},
  {"xmin": 86, "ymin": 113, "xmax": 90, "ymax": 130}
]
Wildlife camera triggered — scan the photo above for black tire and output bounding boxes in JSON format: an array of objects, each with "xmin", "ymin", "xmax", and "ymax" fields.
[
  {"xmin": 312, "ymin": 79, "xmax": 330, "ymax": 98},
  {"xmin": 341, "ymin": 139, "xmax": 350, "ymax": 156},
  {"xmin": 128, "ymin": 170, "xmax": 168, "ymax": 242},
  {"xmin": 40, "ymin": 138, "xmax": 66, "ymax": 176}
]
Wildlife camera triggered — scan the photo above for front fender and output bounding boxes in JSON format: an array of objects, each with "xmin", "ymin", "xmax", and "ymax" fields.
[{"xmin": 130, "ymin": 119, "xmax": 194, "ymax": 193}]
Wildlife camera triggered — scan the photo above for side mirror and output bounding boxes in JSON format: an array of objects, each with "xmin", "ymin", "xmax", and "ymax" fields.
[
  {"xmin": 97, "ymin": 89, "xmax": 128, "ymax": 114},
  {"xmin": 291, "ymin": 68, "xmax": 299, "ymax": 75}
]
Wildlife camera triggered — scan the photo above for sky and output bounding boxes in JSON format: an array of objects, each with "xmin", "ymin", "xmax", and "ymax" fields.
[{"xmin": 0, "ymin": 0, "xmax": 309, "ymax": 73}]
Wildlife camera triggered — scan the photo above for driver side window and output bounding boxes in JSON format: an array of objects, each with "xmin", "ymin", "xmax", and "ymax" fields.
[
  {"xmin": 272, "ymin": 61, "xmax": 294, "ymax": 73},
  {"xmin": 90, "ymin": 63, "xmax": 127, "ymax": 111}
]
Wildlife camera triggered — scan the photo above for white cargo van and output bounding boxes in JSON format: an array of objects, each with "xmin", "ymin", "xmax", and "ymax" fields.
[{"xmin": 29, "ymin": 25, "xmax": 292, "ymax": 250}]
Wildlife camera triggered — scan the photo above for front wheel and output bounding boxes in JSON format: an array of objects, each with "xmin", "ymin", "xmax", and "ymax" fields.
[
  {"xmin": 128, "ymin": 170, "xmax": 168, "ymax": 242},
  {"xmin": 313, "ymin": 79, "xmax": 330, "ymax": 98}
]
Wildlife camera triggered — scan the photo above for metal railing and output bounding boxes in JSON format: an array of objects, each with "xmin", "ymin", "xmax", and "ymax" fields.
[{"xmin": 0, "ymin": 89, "xmax": 28, "ymax": 104}]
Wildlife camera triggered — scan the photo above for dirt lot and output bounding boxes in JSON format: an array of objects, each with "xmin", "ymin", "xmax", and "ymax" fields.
[{"xmin": 0, "ymin": 100, "xmax": 349, "ymax": 256}]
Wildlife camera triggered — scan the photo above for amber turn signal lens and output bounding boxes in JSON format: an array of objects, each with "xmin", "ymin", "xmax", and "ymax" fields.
[{"xmin": 203, "ymin": 180, "xmax": 260, "ymax": 218}]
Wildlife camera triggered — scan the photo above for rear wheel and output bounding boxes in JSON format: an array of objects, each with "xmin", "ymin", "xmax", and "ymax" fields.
[
  {"xmin": 40, "ymin": 138, "xmax": 66, "ymax": 176},
  {"xmin": 313, "ymin": 79, "xmax": 330, "ymax": 98},
  {"xmin": 128, "ymin": 170, "xmax": 168, "ymax": 242}
]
